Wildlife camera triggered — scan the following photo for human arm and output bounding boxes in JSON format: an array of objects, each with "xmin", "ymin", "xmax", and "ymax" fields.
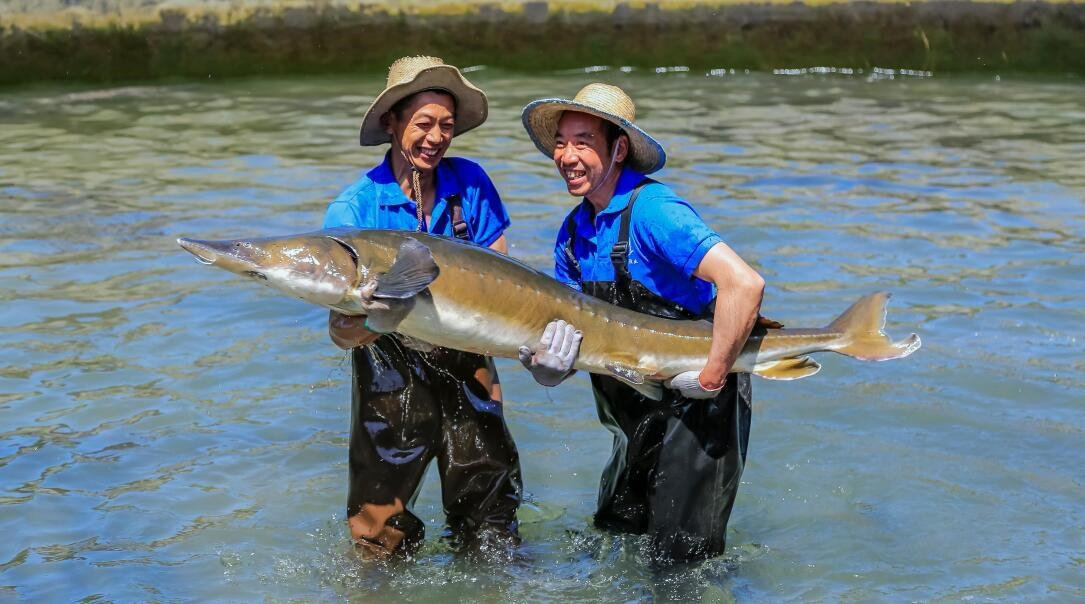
[
  {"xmin": 325, "ymin": 181, "xmax": 380, "ymax": 349},
  {"xmin": 482, "ymin": 233, "xmax": 510, "ymax": 400},
  {"xmin": 688, "ymin": 242, "xmax": 764, "ymax": 391},
  {"xmin": 630, "ymin": 191, "xmax": 763, "ymax": 397},
  {"xmin": 489, "ymin": 234, "xmax": 508, "ymax": 255},
  {"xmin": 457, "ymin": 158, "xmax": 511, "ymax": 250},
  {"xmin": 515, "ymin": 215, "xmax": 583, "ymax": 385},
  {"xmin": 461, "ymin": 162, "xmax": 582, "ymax": 385}
]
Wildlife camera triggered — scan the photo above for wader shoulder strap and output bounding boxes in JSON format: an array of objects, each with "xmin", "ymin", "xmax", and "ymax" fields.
[
  {"xmin": 564, "ymin": 180, "xmax": 652, "ymax": 285},
  {"xmin": 440, "ymin": 159, "xmax": 471, "ymax": 241},
  {"xmin": 447, "ymin": 193, "xmax": 470, "ymax": 241},
  {"xmin": 610, "ymin": 181, "xmax": 652, "ymax": 288},
  {"xmin": 562, "ymin": 203, "xmax": 584, "ymax": 281}
]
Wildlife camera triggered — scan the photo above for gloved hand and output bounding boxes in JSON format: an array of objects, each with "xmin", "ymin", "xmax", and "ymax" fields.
[
  {"xmin": 664, "ymin": 371, "xmax": 724, "ymax": 400},
  {"xmin": 518, "ymin": 320, "xmax": 583, "ymax": 387}
]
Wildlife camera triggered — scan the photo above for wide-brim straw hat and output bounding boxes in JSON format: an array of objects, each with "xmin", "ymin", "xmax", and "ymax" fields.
[
  {"xmin": 359, "ymin": 56, "xmax": 488, "ymax": 146},
  {"xmin": 521, "ymin": 83, "xmax": 666, "ymax": 174}
]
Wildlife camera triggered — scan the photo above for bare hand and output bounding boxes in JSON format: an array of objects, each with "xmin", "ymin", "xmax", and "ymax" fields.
[
  {"xmin": 518, "ymin": 320, "xmax": 583, "ymax": 387},
  {"xmin": 329, "ymin": 310, "xmax": 381, "ymax": 350}
]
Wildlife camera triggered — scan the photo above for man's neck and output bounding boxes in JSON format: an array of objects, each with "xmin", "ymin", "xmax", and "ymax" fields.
[
  {"xmin": 389, "ymin": 150, "xmax": 436, "ymax": 206},
  {"xmin": 584, "ymin": 168, "xmax": 623, "ymax": 215}
]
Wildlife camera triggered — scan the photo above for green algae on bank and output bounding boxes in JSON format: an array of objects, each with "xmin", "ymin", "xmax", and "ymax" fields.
[{"xmin": 1, "ymin": 0, "xmax": 1084, "ymax": 85}]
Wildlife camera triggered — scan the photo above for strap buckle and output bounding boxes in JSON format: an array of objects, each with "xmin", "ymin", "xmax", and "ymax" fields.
[
  {"xmin": 609, "ymin": 241, "xmax": 630, "ymax": 265},
  {"xmin": 447, "ymin": 194, "xmax": 470, "ymax": 240}
]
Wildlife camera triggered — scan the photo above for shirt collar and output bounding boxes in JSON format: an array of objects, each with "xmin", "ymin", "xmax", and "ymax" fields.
[
  {"xmin": 369, "ymin": 151, "xmax": 459, "ymax": 207},
  {"xmin": 596, "ymin": 166, "xmax": 647, "ymax": 216}
]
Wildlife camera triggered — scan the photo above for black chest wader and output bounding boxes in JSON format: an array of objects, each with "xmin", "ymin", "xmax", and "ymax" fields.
[
  {"xmin": 347, "ymin": 195, "xmax": 522, "ymax": 555},
  {"xmin": 564, "ymin": 183, "xmax": 752, "ymax": 563}
]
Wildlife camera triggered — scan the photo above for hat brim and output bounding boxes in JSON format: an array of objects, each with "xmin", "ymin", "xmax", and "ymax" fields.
[
  {"xmin": 359, "ymin": 65, "xmax": 488, "ymax": 146},
  {"xmin": 521, "ymin": 98, "xmax": 666, "ymax": 174}
]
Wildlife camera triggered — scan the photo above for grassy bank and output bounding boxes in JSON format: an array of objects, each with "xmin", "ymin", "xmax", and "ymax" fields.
[{"xmin": 1, "ymin": 1, "xmax": 1083, "ymax": 86}]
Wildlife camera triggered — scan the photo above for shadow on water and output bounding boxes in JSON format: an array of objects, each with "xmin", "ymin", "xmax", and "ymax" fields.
[{"xmin": 0, "ymin": 69, "xmax": 1083, "ymax": 601}]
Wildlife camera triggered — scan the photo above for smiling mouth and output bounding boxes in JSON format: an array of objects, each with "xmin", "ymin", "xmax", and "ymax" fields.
[
  {"xmin": 417, "ymin": 147, "xmax": 443, "ymax": 160},
  {"xmin": 564, "ymin": 169, "xmax": 586, "ymax": 182}
]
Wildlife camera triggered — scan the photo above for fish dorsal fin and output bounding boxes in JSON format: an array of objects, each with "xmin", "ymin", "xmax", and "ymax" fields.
[
  {"xmin": 604, "ymin": 362, "xmax": 664, "ymax": 400},
  {"xmin": 753, "ymin": 356, "xmax": 821, "ymax": 380},
  {"xmin": 374, "ymin": 239, "xmax": 440, "ymax": 299}
]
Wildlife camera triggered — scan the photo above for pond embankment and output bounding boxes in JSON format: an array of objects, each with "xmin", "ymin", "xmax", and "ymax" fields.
[{"xmin": 1, "ymin": 0, "xmax": 1083, "ymax": 85}]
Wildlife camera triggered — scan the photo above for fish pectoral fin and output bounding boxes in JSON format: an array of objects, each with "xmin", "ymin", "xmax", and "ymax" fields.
[
  {"xmin": 604, "ymin": 362, "xmax": 664, "ymax": 400},
  {"xmin": 629, "ymin": 381, "xmax": 664, "ymax": 401},
  {"xmin": 753, "ymin": 356, "xmax": 822, "ymax": 380},
  {"xmin": 374, "ymin": 239, "xmax": 440, "ymax": 299},
  {"xmin": 605, "ymin": 362, "xmax": 645, "ymax": 384},
  {"xmin": 361, "ymin": 297, "xmax": 415, "ymax": 333},
  {"xmin": 357, "ymin": 240, "xmax": 437, "ymax": 333}
]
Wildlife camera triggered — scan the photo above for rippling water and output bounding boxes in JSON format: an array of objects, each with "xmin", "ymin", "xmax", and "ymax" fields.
[{"xmin": 2, "ymin": 70, "xmax": 1083, "ymax": 601}]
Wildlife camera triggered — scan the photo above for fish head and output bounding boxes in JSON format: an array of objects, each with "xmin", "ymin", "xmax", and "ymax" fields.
[{"xmin": 177, "ymin": 233, "xmax": 359, "ymax": 308}]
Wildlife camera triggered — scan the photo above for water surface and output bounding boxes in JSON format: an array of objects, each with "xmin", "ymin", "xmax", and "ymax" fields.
[{"xmin": 1, "ymin": 69, "xmax": 1083, "ymax": 601}]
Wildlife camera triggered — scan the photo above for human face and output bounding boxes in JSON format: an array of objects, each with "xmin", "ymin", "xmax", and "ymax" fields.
[
  {"xmin": 385, "ymin": 91, "xmax": 456, "ymax": 172},
  {"xmin": 552, "ymin": 111, "xmax": 624, "ymax": 198}
]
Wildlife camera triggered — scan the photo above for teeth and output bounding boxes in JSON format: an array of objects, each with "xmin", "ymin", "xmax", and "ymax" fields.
[{"xmin": 565, "ymin": 170, "xmax": 585, "ymax": 179}]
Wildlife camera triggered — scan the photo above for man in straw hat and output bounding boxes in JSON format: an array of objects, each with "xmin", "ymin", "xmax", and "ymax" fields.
[
  {"xmin": 518, "ymin": 83, "xmax": 765, "ymax": 562},
  {"xmin": 323, "ymin": 56, "xmax": 521, "ymax": 557}
]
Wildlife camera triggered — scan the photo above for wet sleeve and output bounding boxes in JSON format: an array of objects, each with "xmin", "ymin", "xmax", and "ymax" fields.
[
  {"xmin": 553, "ymin": 216, "xmax": 582, "ymax": 291},
  {"xmin": 635, "ymin": 193, "xmax": 723, "ymax": 278},
  {"xmin": 462, "ymin": 161, "xmax": 511, "ymax": 248}
]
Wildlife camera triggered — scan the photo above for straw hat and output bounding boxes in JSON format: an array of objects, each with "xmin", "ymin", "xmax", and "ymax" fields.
[
  {"xmin": 521, "ymin": 83, "xmax": 666, "ymax": 174},
  {"xmin": 359, "ymin": 56, "xmax": 488, "ymax": 146}
]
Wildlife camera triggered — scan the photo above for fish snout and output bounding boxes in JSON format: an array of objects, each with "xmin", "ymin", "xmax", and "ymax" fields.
[
  {"xmin": 177, "ymin": 238, "xmax": 258, "ymax": 276},
  {"xmin": 177, "ymin": 237, "xmax": 222, "ymax": 265}
]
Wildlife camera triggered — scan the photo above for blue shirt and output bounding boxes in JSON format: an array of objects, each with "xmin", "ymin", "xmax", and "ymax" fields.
[
  {"xmin": 554, "ymin": 166, "xmax": 723, "ymax": 314},
  {"xmin": 323, "ymin": 153, "xmax": 510, "ymax": 247}
]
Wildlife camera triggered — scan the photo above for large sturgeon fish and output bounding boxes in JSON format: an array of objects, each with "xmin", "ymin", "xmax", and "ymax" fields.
[{"xmin": 178, "ymin": 229, "xmax": 920, "ymax": 397}]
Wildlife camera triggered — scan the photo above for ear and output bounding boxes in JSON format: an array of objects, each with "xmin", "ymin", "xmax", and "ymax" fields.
[
  {"xmin": 380, "ymin": 111, "xmax": 396, "ymax": 136},
  {"xmin": 614, "ymin": 134, "xmax": 630, "ymax": 164}
]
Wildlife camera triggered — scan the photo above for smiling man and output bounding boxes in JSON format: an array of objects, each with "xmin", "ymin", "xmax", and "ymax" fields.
[
  {"xmin": 323, "ymin": 56, "xmax": 521, "ymax": 558},
  {"xmin": 518, "ymin": 83, "xmax": 765, "ymax": 562}
]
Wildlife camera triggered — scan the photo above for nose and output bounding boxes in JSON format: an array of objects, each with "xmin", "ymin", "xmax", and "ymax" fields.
[
  {"xmin": 425, "ymin": 126, "xmax": 443, "ymax": 144},
  {"xmin": 558, "ymin": 145, "xmax": 578, "ymax": 165}
]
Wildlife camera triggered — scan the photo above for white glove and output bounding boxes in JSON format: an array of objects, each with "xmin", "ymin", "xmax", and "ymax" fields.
[
  {"xmin": 664, "ymin": 371, "xmax": 723, "ymax": 400},
  {"xmin": 518, "ymin": 320, "xmax": 583, "ymax": 387}
]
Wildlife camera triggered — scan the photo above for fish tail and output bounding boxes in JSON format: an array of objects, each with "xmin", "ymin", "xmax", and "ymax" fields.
[{"xmin": 827, "ymin": 292, "xmax": 921, "ymax": 361}]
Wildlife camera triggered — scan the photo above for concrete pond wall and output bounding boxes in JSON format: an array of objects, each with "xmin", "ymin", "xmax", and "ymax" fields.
[{"xmin": 1, "ymin": 1, "xmax": 1083, "ymax": 86}]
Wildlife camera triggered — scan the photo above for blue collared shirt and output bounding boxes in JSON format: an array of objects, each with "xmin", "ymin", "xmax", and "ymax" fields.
[
  {"xmin": 323, "ymin": 153, "xmax": 510, "ymax": 247},
  {"xmin": 554, "ymin": 166, "xmax": 723, "ymax": 314}
]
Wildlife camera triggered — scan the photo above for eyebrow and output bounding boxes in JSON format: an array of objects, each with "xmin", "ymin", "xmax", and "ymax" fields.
[
  {"xmin": 415, "ymin": 111, "xmax": 454, "ymax": 121},
  {"xmin": 554, "ymin": 130, "xmax": 596, "ymax": 139}
]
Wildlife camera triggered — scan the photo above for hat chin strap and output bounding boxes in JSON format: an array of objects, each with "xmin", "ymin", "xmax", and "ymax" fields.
[
  {"xmin": 584, "ymin": 139, "xmax": 622, "ymax": 203},
  {"xmin": 398, "ymin": 147, "xmax": 426, "ymax": 232}
]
